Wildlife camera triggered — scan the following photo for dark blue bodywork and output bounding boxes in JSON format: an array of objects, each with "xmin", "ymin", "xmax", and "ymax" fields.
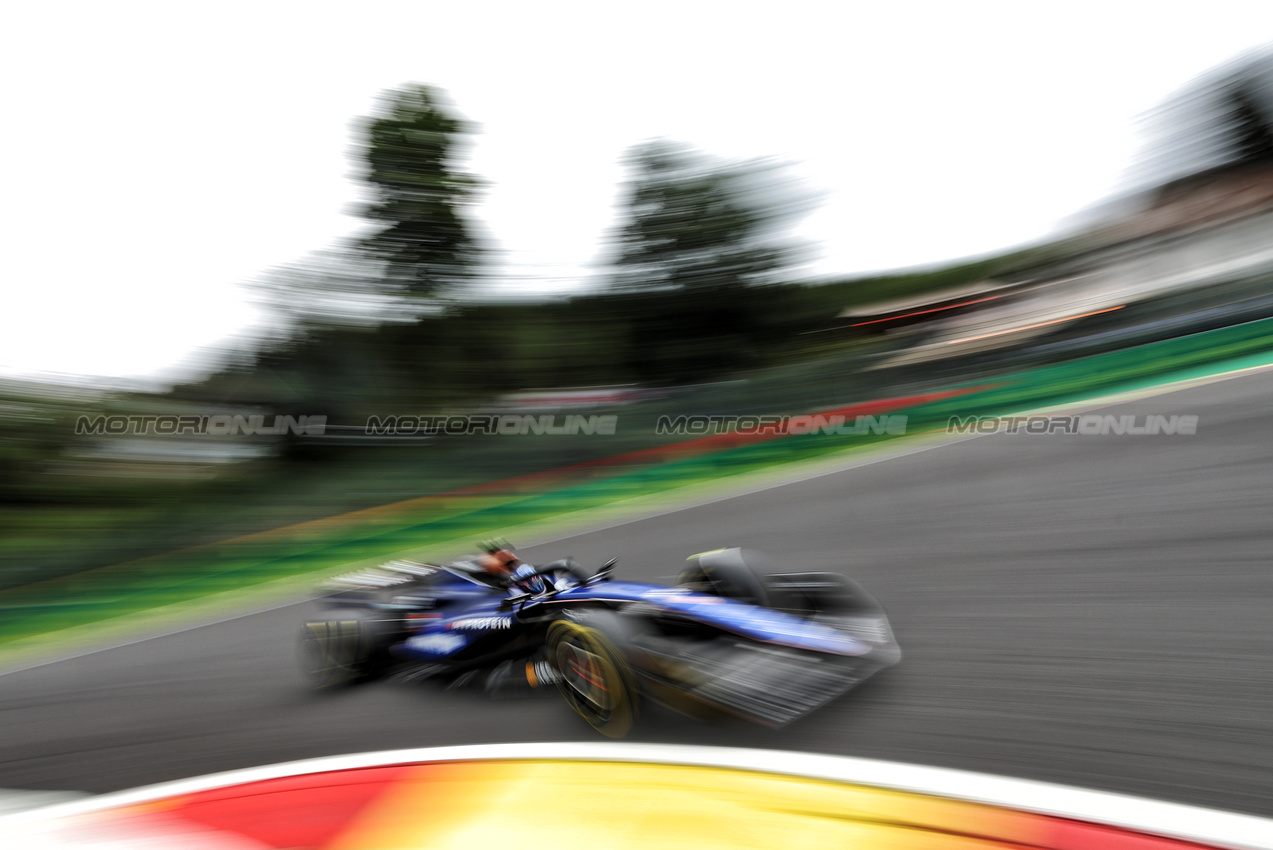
[
  {"xmin": 310, "ymin": 552, "xmax": 900, "ymax": 731},
  {"xmin": 384, "ymin": 572, "xmax": 874, "ymax": 663}
]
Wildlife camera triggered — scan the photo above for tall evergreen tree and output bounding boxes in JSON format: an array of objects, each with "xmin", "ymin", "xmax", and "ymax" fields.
[
  {"xmin": 354, "ymin": 84, "xmax": 486, "ymax": 298},
  {"xmin": 608, "ymin": 140, "xmax": 816, "ymax": 380},
  {"xmin": 610, "ymin": 140, "xmax": 810, "ymax": 294}
]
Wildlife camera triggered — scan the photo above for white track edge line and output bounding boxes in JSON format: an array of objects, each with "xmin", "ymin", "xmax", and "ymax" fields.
[{"xmin": 4, "ymin": 744, "xmax": 1272, "ymax": 849}]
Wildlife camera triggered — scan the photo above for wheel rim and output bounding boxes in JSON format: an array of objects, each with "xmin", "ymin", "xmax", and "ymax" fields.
[{"xmin": 556, "ymin": 634, "xmax": 615, "ymax": 722}]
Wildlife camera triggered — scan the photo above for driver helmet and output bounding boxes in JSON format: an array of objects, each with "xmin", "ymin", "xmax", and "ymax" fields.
[{"xmin": 477, "ymin": 539, "xmax": 521, "ymax": 576}]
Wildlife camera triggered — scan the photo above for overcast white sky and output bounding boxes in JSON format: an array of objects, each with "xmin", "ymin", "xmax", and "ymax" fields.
[{"xmin": 2, "ymin": 2, "xmax": 1272, "ymax": 385}]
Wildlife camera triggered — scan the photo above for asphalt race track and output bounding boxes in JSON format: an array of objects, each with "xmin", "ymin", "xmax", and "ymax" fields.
[{"xmin": 3, "ymin": 368, "xmax": 1272, "ymax": 818}]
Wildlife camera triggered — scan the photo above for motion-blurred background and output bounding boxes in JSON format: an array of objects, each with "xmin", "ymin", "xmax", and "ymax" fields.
[{"xmin": 4, "ymin": 6, "xmax": 1273, "ymax": 647}]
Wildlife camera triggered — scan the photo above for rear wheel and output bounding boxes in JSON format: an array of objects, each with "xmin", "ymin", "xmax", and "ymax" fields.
[
  {"xmin": 548, "ymin": 619, "xmax": 638, "ymax": 738},
  {"xmin": 298, "ymin": 615, "xmax": 395, "ymax": 688}
]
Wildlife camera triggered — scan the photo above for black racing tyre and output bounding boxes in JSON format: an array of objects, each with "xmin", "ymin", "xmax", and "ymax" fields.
[
  {"xmin": 298, "ymin": 614, "xmax": 395, "ymax": 689},
  {"xmin": 678, "ymin": 550, "xmax": 770, "ymax": 608},
  {"xmin": 548, "ymin": 618, "xmax": 639, "ymax": 738}
]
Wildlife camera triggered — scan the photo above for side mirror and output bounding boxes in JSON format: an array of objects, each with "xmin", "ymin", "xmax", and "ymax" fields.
[
  {"xmin": 587, "ymin": 558, "xmax": 617, "ymax": 584},
  {"xmin": 500, "ymin": 591, "xmax": 533, "ymax": 610}
]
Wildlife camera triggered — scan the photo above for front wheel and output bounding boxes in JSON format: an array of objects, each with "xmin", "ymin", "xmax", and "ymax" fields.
[{"xmin": 548, "ymin": 620, "xmax": 638, "ymax": 738}]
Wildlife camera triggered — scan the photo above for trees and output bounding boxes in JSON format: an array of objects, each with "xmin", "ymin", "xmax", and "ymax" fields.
[
  {"xmin": 353, "ymin": 83, "xmax": 487, "ymax": 299},
  {"xmin": 254, "ymin": 247, "xmax": 421, "ymax": 336},
  {"xmin": 1222, "ymin": 68, "xmax": 1273, "ymax": 165},
  {"xmin": 607, "ymin": 140, "xmax": 817, "ymax": 381},
  {"xmin": 244, "ymin": 84, "xmax": 489, "ymax": 413},
  {"xmin": 610, "ymin": 140, "xmax": 813, "ymax": 294},
  {"xmin": 250, "ymin": 96, "xmax": 824, "ymax": 400},
  {"xmin": 1130, "ymin": 50, "xmax": 1273, "ymax": 191}
]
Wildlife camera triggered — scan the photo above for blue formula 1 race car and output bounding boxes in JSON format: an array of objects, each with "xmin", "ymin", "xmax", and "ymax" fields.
[{"xmin": 299, "ymin": 547, "xmax": 901, "ymax": 737}]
